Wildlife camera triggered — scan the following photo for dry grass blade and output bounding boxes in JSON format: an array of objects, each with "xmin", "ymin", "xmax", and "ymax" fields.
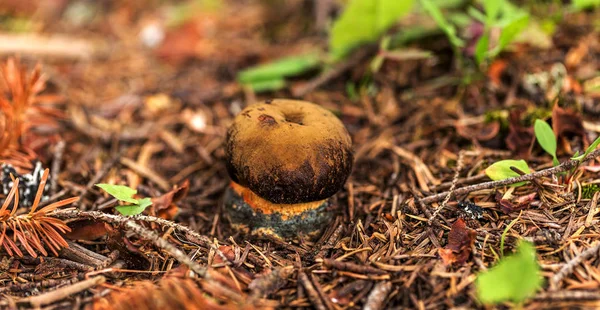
[{"xmin": 0, "ymin": 168, "xmax": 78, "ymax": 257}]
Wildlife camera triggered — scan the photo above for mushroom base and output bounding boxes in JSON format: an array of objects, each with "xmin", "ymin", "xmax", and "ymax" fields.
[{"xmin": 223, "ymin": 183, "xmax": 332, "ymax": 239}]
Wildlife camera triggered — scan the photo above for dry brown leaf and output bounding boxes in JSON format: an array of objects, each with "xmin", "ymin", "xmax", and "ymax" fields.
[
  {"xmin": 65, "ymin": 219, "xmax": 113, "ymax": 241},
  {"xmin": 552, "ymin": 104, "xmax": 587, "ymax": 151},
  {"xmin": 506, "ymin": 109, "xmax": 534, "ymax": 158},
  {"xmin": 438, "ymin": 218, "xmax": 476, "ymax": 266},
  {"xmin": 456, "ymin": 121, "xmax": 500, "ymax": 142},
  {"xmin": 149, "ymin": 179, "xmax": 189, "ymax": 220}
]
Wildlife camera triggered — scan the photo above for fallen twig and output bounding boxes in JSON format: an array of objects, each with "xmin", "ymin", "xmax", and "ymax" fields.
[
  {"xmin": 321, "ymin": 258, "xmax": 388, "ymax": 275},
  {"xmin": 420, "ymin": 148, "xmax": 600, "ymax": 205},
  {"xmin": 51, "ymin": 209, "xmax": 242, "ymax": 302},
  {"xmin": 298, "ymin": 271, "xmax": 327, "ymax": 310},
  {"xmin": 551, "ymin": 242, "xmax": 600, "ymax": 289},
  {"xmin": 364, "ymin": 281, "xmax": 392, "ymax": 310},
  {"xmin": 18, "ymin": 276, "xmax": 105, "ymax": 308},
  {"xmin": 535, "ymin": 290, "xmax": 600, "ymax": 301},
  {"xmin": 429, "ymin": 151, "xmax": 465, "ymax": 225},
  {"xmin": 315, "ymin": 223, "xmax": 344, "ymax": 260}
]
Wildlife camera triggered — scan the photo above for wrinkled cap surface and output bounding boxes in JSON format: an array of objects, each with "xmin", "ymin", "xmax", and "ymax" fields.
[{"xmin": 225, "ymin": 99, "xmax": 353, "ymax": 204}]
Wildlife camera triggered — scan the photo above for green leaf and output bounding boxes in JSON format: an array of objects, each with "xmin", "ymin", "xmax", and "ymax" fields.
[
  {"xmin": 573, "ymin": 136, "xmax": 600, "ymax": 161},
  {"xmin": 115, "ymin": 202, "xmax": 151, "ymax": 216},
  {"xmin": 138, "ymin": 197, "xmax": 153, "ymax": 209},
  {"xmin": 237, "ymin": 54, "xmax": 320, "ymax": 84},
  {"xmin": 500, "ymin": 215, "xmax": 520, "ymax": 256},
  {"xmin": 420, "ymin": 0, "xmax": 465, "ymax": 48},
  {"xmin": 243, "ymin": 78, "xmax": 286, "ymax": 93},
  {"xmin": 330, "ymin": 0, "xmax": 415, "ymax": 58},
  {"xmin": 497, "ymin": 13, "xmax": 529, "ymax": 52},
  {"xmin": 481, "ymin": 0, "xmax": 502, "ymax": 25},
  {"xmin": 572, "ymin": 0, "xmax": 600, "ymax": 10},
  {"xmin": 474, "ymin": 33, "xmax": 489, "ymax": 65},
  {"xmin": 467, "ymin": 6, "xmax": 487, "ymax": 24},
  {"xmin": 96, "ymin": 184, "xmax": 139, "ymax": 204},
  {"xmin": 485, "ymin": 159, "xmax": 531, "ymax": 183},
  {"xmin": 534, "ymin": 119, "xmax": 558, "ymax": 165},
  {"xmin": 476, "ymin": 241, "xmax": 543, "ymax": 304}
]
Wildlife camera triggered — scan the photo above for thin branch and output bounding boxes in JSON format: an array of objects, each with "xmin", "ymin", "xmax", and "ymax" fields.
[
  {"xmin": 429, "ymin": 151, "xmax": 465, "ymax": 224},
  {"xmin": 535, "ymin": 290, "xmax": 600, "ymax": 301},
  {"xmin": 551, "ymin": 242, "xmax": 600, "ymax": 289},
  {"xmin": 298, "ymin": 271, "xmax": 327, "ymax": 310},
  {"xmin": 364, "ymin": 281, "xmax": 392, "ymax": 310},
  {"xmin": 18, "ymin": 276, "xmax": 105, "ymax": 308},
  {"xmin": 51, "ymin": 209, "xmax": 242, "ymax": 302},
  {"xmin": 420, "ymin": 148, "xmax": 600, "ymax": 205}
]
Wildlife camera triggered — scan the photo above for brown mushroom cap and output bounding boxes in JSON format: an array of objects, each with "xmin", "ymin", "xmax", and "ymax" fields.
[{"xmin": 225, "ymin": 99, "xmax": 353, "ymax": 204}]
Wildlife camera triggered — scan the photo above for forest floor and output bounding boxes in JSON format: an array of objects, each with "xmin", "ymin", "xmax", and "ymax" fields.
[{"xmin": 1, "ymin": 1, "xmax": 600, "ymax": 309}]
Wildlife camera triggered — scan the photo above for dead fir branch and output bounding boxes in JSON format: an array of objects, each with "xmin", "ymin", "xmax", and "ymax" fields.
[
  {"xmin": 50, "ymin": 209, "xmax": 244, "ymax": 303},
  {"xmin": 0, "ymin": 168, "xmax": 78, "ymax": 257},
  {"xmin": 0, "ymin": 57, "xmax": 63, "ymax": 172},
  {"xmin": 420, "ymin": 148, "xmax": 600, "ymax": 205}
]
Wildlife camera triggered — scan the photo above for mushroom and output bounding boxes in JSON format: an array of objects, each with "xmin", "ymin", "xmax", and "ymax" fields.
[{"xmin": 224, "ymin": 99, "xmax": 353, "ymax": 238}]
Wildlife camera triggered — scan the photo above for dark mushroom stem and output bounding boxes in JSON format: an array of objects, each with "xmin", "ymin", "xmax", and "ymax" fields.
[{"xmin": 223, "ymin": 182, "xmax": 332, "ymax": 238}]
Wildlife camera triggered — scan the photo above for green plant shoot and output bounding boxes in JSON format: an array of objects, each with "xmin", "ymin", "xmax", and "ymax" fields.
[
  {"xmin": 96, "ymin": 184, "xmax": 153, "ymax": 216},
  {"xmin": 472, "ymin": 0, "xmax": 530, "ymax": 65},
  {"xmin": 237, "ymin": 54, "xmax": 321, "ymax": 92},
  {"xmin": 572, "ymin": 136, "xmax": 600, "ymax": 161},
  {"xmin": 534, "ymin": 119, "xmax": 559, "ymax": 166},
  {"xmin": 420, "ymin": 0, "xmax": 465, "ymax": 49},
  {"xmin": 476, "ymin": 241, "xmax": 543, "ymax": 305},
  {"xmin": 330, "ymin": 0, "xmax": 415, "ymax": 59}
]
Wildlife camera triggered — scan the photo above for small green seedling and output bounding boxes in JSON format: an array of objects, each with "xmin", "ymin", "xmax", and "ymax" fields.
[
  {"xmin": 420, "ymin": 0, "xmax": 465, "ymax": 50},
  {"xmin": 500, "ymin": 214, "xmax": 520, "ymax": 256},
  {"xmin": 572, "ymin": 136, "xmax": 600, "ymax": 161},
  {"xmin": 96, "ymin": 184, "xmax": 152, "ymax": 216},
  {"xmin": 534, "ymin": 119, "xmax": 559, "ymax": 166},
  {"xmin": 476, "ymin": 241, "xmax": 543, "ymax": 305},
  {"xmin": 237, "ymin": 0, "xmax": 418, "ymax": 92},
  {"xmin": 330, "ymin": 0, "xmax": 415, "ymax": 59},
  {"xmin": 471, "ymin": 0, "xmax": 530, "ymax": 65},
  {"xmin": 237, "ymin": 54, "xmax": 321, "ymax": 92},
  {"xmin": 485, "ymin": 159, "xmax": 531, "ymax": 186}
]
